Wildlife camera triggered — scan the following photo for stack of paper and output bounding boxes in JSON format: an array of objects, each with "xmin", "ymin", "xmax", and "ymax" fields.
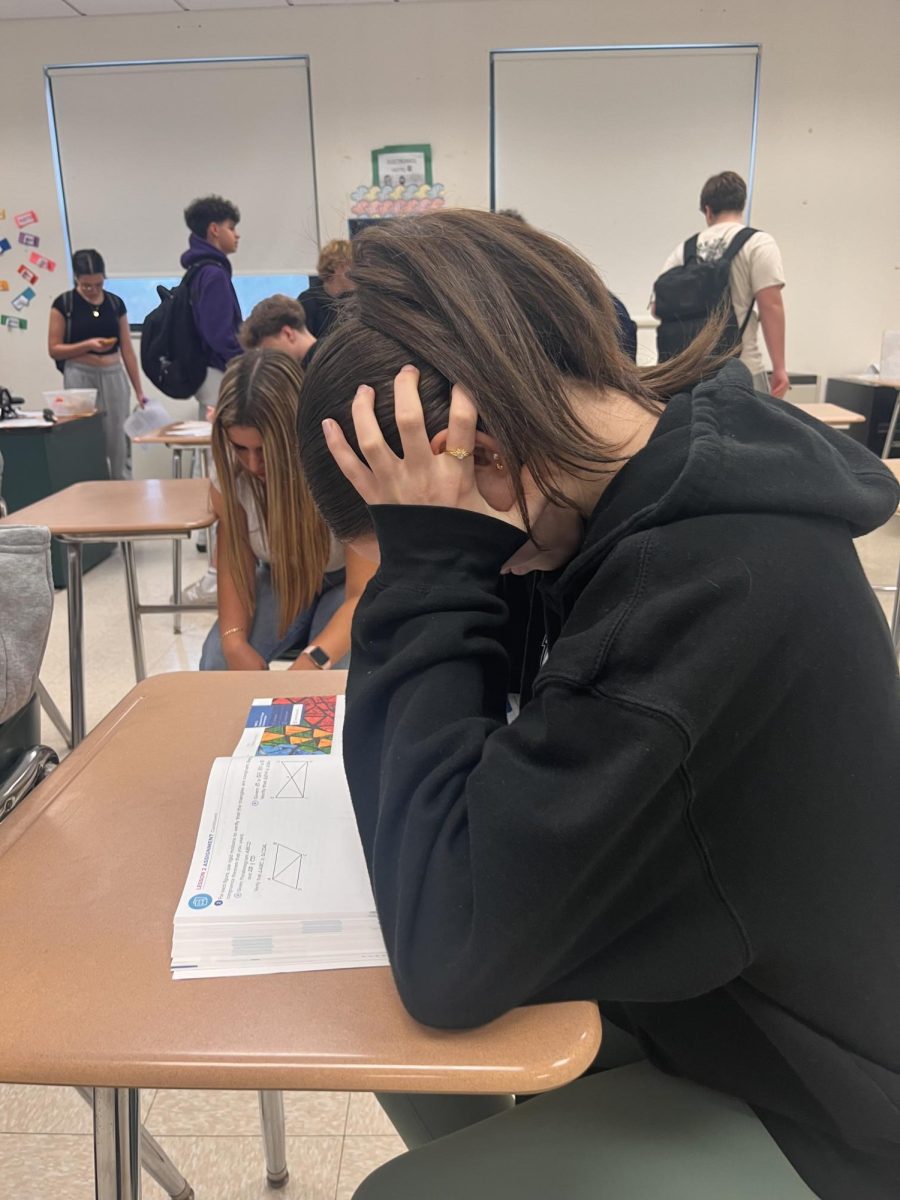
[{"xmin": 172, "ymin": 695, "xmax": 388, "ymax": 980}]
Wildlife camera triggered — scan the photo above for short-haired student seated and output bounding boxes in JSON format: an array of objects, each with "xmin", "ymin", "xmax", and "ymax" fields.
[{"xmin": 296, "ymin": 209, "xmax": 900, "ymax": 1200}]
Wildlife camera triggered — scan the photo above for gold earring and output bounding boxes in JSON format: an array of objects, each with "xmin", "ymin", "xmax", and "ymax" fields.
[{"xmin": 492, "ymin": 453, "xmax": 505, "ymax": 471}]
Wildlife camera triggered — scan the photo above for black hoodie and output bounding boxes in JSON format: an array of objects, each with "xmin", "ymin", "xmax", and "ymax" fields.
[{"xmin": 344, "ymin": 361, "xmax": 900, "ymax": 1199}]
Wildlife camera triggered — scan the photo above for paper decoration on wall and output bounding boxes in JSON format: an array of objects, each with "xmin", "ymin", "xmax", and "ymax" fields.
[
  {"xmin": 11, "ymin": 287, "xmax": 36, "ymax": 311},
  {"xmin": 0, "ymin": 209, "xmax": 5, "ymax": 220},
  {"xmin": 17, "ymin": 265, "xmax": 38, "ymax": 286},
  {"xmin": 30, "ymin": 252, "xmax": 55, "ymax": 271},
  {"xmin": 371, "ymin": 144, "xmax": 432, "ymax": 189},
  {"xmin": 0, "ymin": 239, "xmax": 11, "ymax": 256},
  {"xmin": 0, "ymin": 281, "xmax": 8, "ymax": 292},
  {"xmin": 1, "ymin": 314, "xmax": 28, "ymax": 330},
  {"xmin": 18, "ymin": 231, "xmax": 39, "ymax": 248},
  {"xmin": 348, "ymin": 181, "xmax": 446, "ymax": 220},
  {"xmin": 14, "ymin": 210, "xmax": 38, "ymax": 229}
]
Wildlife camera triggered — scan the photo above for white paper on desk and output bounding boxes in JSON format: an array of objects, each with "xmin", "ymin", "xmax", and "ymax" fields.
[
  {"xmin": 175, "ymin": 755, "xmax": 376, "ymax": 922},
  {"xmin": 880, "ymin": 331, "xmax": 900, "ymax": 379},
  {"xmin": 169, "ymin": 420, "xmax": 213, "ymax": 436}
]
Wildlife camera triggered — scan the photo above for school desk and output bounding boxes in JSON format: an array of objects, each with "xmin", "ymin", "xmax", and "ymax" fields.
[
  {"xmin": 0, "ymin": 480, "xmax": 215, "ymax": 745},
  {"xmin": 0, "ymin": 671, "xmax": 602, "ymax": 1200},
  {"xmin": 0, "ymin": 410, "xmax": 113, "ymax": 585},
  {"xmin": 788, "ymin": 401, "xmax": 867, "ymax": 430},
  {"xmin": 130, "ymin": 422, "xmax": 214, "ymax": 633},
  {"xmin": 823, "ymin": 376, "xmax": 900, "ymax": 456}
]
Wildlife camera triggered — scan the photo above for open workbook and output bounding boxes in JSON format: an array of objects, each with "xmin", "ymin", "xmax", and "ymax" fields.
[{"xmin": 172, "ymin": 695, "xmax": 388, "ymax": 980}]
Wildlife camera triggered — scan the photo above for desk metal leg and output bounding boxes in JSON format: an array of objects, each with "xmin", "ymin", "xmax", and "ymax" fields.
[
  {"xmin": 37, "ymin": 679, "xmax": 73, "ymax": 748},
  {"xmin": 259, "ymin": 1090, "xmax": 290, "ymax": 1188},
  {"xmin": 93, "ymin": 1087, "xmax": 141, "ymax": 1200},
  {"xmin": 66, "ymin": 542, "xmax": 86, "ymax": 746},
  {"xmin": 77, "ymin": 1088, "xmax": 194, "ymax": 1200},
  {"xmin": 172, "ymin": 447, "xmax": 183, "ymax": 634},
  {"xmin": 122, "ymin": 541, "xmax": 147, "ymax": 682}
]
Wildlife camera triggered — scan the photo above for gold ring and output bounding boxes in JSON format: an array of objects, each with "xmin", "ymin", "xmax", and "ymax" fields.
[{"xmin": 444, "ymin": 447, "xmax": 472, "ymax": 460}]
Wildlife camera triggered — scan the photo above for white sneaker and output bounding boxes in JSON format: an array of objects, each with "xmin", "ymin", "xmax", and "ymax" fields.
[{"xmin": 180, "ymin": 571, "xmax": 217, "ymax": 604}]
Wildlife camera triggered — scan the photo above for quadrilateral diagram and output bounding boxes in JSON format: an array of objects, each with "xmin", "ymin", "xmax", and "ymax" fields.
[
  {"xmin": 271, "ymin": 842, "xmax": 304, "ymax": 890},
  {"xmin": 275, "ymin": 761, "xmax": 308, "ymax": 799}
]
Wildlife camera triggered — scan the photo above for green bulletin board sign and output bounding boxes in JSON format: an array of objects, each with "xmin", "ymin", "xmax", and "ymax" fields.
[{"xmin": 371, "ymin": 144, "xmax": 433, "ymax": 188}]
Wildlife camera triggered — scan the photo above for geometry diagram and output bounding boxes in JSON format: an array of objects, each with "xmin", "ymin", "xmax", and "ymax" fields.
[
  {"xmin": 257, "ymin": 696, "xmax": 337, "ymax": 757},
  {"xmin": 271, "ymin": 843, "xmax": 304, "ymax": 890},
  {"xmin": 275, "ymin": 761, "xmax": 308, "ymax": 799}
]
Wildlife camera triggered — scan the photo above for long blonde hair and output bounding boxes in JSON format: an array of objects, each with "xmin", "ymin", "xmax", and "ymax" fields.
[{"xmin": 212, "ymin": 349, "xmax": 331, "ymax": 635}]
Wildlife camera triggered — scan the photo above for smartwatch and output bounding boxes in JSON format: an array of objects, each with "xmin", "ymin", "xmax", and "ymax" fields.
[{"xmin": 302, "ymin": 644, "xmax": 332, "ymax": 670}]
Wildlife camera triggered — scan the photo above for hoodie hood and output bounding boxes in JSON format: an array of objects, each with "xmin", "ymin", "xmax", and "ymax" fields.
[
  {"xmin": 558, "ymin": 360, "xmax": 899, "ymax": 598},
  {"xmin": 180, "ymin": 233, "xmax": 233, "ymax": 274}
]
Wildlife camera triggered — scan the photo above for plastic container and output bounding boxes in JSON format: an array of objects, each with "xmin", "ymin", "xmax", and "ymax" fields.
[
  {"xmin": 123, "ymin": 397, "xmax": 171, "ymax": 439},
  {"xmin": 41, "ymin": 388, "xmax": 97, "ymax": 416}
]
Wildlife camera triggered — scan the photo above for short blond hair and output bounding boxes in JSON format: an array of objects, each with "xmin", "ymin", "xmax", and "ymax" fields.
[
  {"xmin": 239, "ymin": 295, "xmax": 307, "ymax": 350},
  {"xmin": 317, "ymin": 239, "xmax": 352, "ymax": 278}
]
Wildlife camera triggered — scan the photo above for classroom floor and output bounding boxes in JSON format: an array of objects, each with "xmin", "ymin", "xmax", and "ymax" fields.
[{"xmin": 5, "ymin": 518, "xmax": 899, "ymax": 1198}]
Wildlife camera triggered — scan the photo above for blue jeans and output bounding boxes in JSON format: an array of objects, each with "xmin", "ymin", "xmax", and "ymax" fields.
[{"xmin": 200, "ymin": 565, "xmax": 347, "ymax": 670}]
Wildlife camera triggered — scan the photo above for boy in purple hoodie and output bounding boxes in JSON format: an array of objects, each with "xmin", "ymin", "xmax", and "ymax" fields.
[{"xmin": 181, "ymin": 195, "xmax": 243, "ymax": 415}]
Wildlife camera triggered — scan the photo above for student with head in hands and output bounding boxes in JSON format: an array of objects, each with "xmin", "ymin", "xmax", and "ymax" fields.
[
  {"xmin": 48, "ymin": 248, "xmax": 147, "ymax": 480},
  {"xmin": 199, "ymin": 348, "xmax": 374, "ymax": 672},
  {"xmin": 297, "ymin": 210, "xmax": 900, "ymax": 1200}
]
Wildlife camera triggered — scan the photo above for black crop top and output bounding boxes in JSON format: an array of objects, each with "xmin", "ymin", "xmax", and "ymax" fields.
[{"xmin": 51, "ymin": 289, "xmax": 127, "ymax": 355}]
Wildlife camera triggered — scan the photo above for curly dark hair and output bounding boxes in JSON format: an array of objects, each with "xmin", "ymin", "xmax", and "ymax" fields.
[{"xmin": 184, "ymin": 195, "xmax": 240, "ymax": 238}]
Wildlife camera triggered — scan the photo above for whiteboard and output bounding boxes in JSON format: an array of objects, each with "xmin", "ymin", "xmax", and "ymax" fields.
[
  {"xmin": 47, "ymin": 57, "xmax": 320, "ymax": 278},
  {"xmin": 491, "ymin": 46, "xmax": 760, "ymax": 317}
]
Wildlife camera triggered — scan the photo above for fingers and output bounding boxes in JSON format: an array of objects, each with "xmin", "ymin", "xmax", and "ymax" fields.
[
  {"xmin": 351, "ymin": 384, "xmax": 398, "ymax": 472},
  {"xmin": 393, "ymin": 365, "xmax": 431, "ymax": 464},
  {"xmin": 322, "ymin": 417, "xmax": 378, "ymax": 503},
  {"xmin": 444, "ymin": 384, "xmax": 478, "ymax": 463}
]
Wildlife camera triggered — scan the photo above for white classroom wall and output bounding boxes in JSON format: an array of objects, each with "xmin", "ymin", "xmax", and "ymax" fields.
[{"xmin": 1, "ymin": 0, "xmax": 899, "ymax": 406}]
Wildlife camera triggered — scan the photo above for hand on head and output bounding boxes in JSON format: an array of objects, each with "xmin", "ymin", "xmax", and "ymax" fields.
[{"xmin": 322, "ymin": 365, "xmax": 585, "ymax": 574}]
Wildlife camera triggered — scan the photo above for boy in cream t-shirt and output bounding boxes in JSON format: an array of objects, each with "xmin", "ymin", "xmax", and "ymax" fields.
[{"xmin": 657, "ymin": 171, "xmax": 787, "ymax": 396}]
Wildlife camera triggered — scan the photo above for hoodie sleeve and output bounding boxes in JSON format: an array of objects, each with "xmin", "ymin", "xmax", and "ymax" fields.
[
  {"xmin": 344, "ymin": 505, "xmax": 749, "ymax": 1029},
  {"xmin": 192, "ymin": 265, "xmax": 242, "ymax": 365}
]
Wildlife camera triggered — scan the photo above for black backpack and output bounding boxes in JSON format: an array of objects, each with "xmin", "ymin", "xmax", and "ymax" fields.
[
  {"xmin": 654, "ymin": 227, "xmax": 758, "ymax": 362},
  {"xmin": 140, "ymin": 258, "xmax": 222, "ymax": 399},
  {"xmin": 53, "ymin": 290, "xmax": 73, "ymax": 375}
]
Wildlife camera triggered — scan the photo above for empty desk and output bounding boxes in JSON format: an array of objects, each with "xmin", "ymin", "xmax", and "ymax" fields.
[{"xmin": 0, "ymin": 480, "xmax": 215, "ymax": 744}]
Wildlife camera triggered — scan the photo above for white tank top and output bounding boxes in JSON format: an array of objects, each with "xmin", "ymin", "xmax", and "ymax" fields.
[{"xmin": 211, "ymin": 463, "xmax": 344, "ymax": 573}]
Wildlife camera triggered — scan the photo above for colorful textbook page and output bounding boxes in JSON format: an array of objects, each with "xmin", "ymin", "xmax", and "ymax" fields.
[
  {"xmin": 232, "ymin": 694, "xmax": 344, "ymax": 757},
  {"xmin": 173, "ymin": 693, "xmax": 387, "ymax": 978}
]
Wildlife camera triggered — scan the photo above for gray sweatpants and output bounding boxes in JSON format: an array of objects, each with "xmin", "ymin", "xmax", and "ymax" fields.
[
  {"xmin": 63, "ymin": 360, "xmax": 131, "ymax": 481},
  {"xmin": 363, "ymin": 1025, "xmax": 817, "ymax": 1199}
]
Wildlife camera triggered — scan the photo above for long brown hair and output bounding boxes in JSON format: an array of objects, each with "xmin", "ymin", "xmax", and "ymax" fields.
[
  {"xmin": 299, "ymin": 209, "xmax": 730, "ymax": 540},
  {"xmin": 212, "ymin": 349, "xmax": 331, "ymax": 634}
]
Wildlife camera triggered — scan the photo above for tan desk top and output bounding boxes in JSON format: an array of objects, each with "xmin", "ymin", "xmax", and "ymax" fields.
[
  {"xmin": 885, "ymin": 458, "xmax": 900, "ymax": 501},
  {"xmin": 0, "ymin": 672, "xmax": 601, "ymax": 1093},
  {"xmin": 0, "ymin": 479, "xmax": 214, "ymax": 537},
  {"xmin": 833, "ymin": 375, "xmax": 900, "ymax": 389},
  {"xmin": 132, "ymin": 421, "xmax": 212, "ymax": 446},
  {"xmin": 789, "ymin": 401, "xmax": 866, "ymax": 426}
]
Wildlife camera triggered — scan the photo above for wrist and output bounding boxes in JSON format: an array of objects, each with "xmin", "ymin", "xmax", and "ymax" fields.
[
  {"xmin": 301, "ymin": 644, "xmax": 332, "ymax": 669},
  {"xmin": 371, "ymin": 505, "xmax": 526, "ymax": 587}
]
